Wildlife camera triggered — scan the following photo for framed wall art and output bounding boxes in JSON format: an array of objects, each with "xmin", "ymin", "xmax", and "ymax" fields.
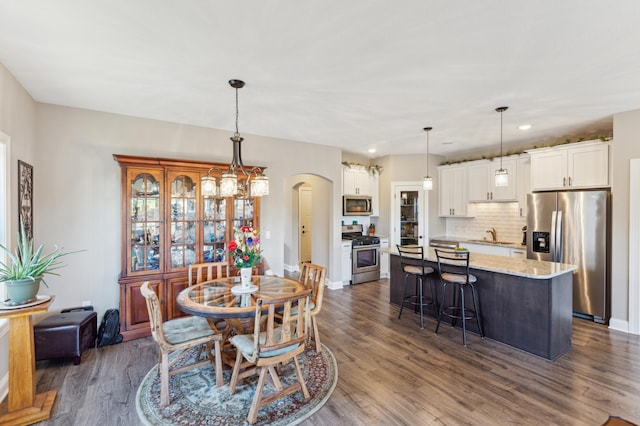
[{"xmin": 18, "ymin": 160, "xmax": 33, "ymax": 240}]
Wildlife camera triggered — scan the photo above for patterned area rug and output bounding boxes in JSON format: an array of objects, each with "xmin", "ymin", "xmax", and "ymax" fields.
[{"xmin": 136, "ymin": 344, "xmax": 338, "ymax": 425}]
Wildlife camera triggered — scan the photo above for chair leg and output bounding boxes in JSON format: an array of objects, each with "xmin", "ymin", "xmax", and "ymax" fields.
[
  {"xmin": 160, "ymin": 351, "xmax": 170, "ymax": 407},
  {"xmin": 293, "ymin": 355, "xmax": 310, "ymax": 400},
  {"xmin": 228, "ymin": 349, "xmax": 244, "ymax": 395},
  {"xmin": 267, "ymin": 365, "xmax": 283, "ymax": 391},
  {"xmin": 248, "ymin": 367, "xmax": 269, "ymax": 424},
  {"xmin": 460, "ymin": 286, "xmax": 467, "ymax": 347},
  {"xmin": 311, "ymin": 316, "xmax": 322, "ymax": 353},
  {"xmin": 214, "ymin": 339, "xmax": 223, "ymax": 387},
  {"xmin": 398, "ymin": 273, "xmax": 409, "ymax": 319},
  {"xmin": 418, "ymin": 276, "xmax": 425, "ymax": 329}
]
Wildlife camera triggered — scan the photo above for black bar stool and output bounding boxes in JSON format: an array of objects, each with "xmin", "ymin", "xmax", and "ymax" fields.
[
  {"xmin": 434, "ymin": 248, "xmax": 484, "ymax": 346},
  {"xmin": 396, "ymin": 244, "xmax": 437, "ymax": 329}
]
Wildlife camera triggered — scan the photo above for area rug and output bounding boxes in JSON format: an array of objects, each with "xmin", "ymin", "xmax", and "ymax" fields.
[{"xmin": 136, "ymin": 344, "xmax": 338, "ymax": 426}]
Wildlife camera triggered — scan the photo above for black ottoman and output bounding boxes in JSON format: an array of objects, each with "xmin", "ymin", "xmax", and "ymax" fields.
[{"xmin": 34, "ymin": 309, "xmax": 97, "ymax": 365}]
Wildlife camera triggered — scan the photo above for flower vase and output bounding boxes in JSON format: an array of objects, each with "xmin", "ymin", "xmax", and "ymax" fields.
[{"xmin": 240, "ymin": 267, "xmax": 253, "ymax": 289}]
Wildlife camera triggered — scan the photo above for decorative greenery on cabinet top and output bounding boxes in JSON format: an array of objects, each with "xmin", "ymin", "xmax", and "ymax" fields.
[
  {"xmin": 341, "ymin": 161, "xmax": 383, "ymax": 175},
  {"xmin": 439, "ymin": 136, "xmax": 612, "ymax": 166}
]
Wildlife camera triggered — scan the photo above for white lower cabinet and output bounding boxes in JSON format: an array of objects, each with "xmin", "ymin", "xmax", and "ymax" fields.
[
  {"xmin": 380, "ymin": 238, "xmax": 389, "ymax": 278},
  {"xmin": 510, "ymin": 248, "xmax": 526, "ymax": 258},
  {"xmin": 341, "ymin": 242, "xmax": 352, "ymax": 284}
]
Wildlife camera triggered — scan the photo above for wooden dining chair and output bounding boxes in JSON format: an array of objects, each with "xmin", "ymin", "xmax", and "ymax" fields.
[
  {"xmin": 228, "ymin": 289, "xmax": 312, "ymax": 424},
  {"xmin": 140, "ymin": 282, "xmax": 223, "ymax": 407},
  {"xmin": 188, "ymin": 261, "xmax": 229, "ymax": 286},
  {"xmin": 297, "ymin": 263, "xmax": 326, "ymax": 352}
]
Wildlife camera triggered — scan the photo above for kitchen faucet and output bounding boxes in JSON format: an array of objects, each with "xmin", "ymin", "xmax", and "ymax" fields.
[{"xmin": 486, "ymin": 227, "xmax": 497, "ymax": 242}]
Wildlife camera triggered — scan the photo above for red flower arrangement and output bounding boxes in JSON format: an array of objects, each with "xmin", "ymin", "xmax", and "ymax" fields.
[{"xmin": 227, "ymin": 226, "xmax": 261, "ymax": 268}]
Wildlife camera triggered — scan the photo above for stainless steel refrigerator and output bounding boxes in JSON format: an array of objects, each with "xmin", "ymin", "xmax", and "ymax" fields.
[{"xmin": 526, "ymin": 190, "xmax": 611, "ymax": 323}]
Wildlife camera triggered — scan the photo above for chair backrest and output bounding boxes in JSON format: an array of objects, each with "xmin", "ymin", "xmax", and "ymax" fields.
[
  {"xmin": 396, "ymin": 244, "xmax": 431, "ymax": 275},
  {"xmin": 298, "ymin": 263, "xmax": 326, "ymax": 315},
  {"xmin": 251, "ymin": 289, "xmax": 312, "ymax": 359},
  {"xmin": 140, "ymin": 281, "xmax": 170, "ymax": 348},
  {"xmin": 434, "ymin": 248, "xmax": 471, "ymax": 282},
  {"xmin": 188, "ymin": 261, "xmax": 229, "ymax": 286}
]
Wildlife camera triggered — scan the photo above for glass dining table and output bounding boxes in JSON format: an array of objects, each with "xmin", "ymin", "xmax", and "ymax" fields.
[{"xmin": 176, "ymin": 275, "xmax": 306, "ymax": 333}]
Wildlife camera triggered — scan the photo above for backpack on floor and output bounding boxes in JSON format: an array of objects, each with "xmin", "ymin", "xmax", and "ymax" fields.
[{"xmin": 97, "ymin": 308, "xmax": 124, "ymax": 347}]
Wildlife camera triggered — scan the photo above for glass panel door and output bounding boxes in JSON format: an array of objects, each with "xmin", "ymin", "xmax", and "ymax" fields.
[
  {"xmin": 169, "ymin": 173, "xmax": 197, "ymax": 269},
  {"xmin": 129, "ymin": 171, "xmax": 161, "ymax": 273},
  {"xmin": 203, "ymin": 197, "xmax": 227, "ymax": 262},
  {"xmin": 400, "ymin": 191, "xmax": 420, "ymax": 245},
  {"xmin": 234, "ymin": 198, "xmax": 255, "ymax": 230},
  {"xmin": 392, "ymin": 183, "xmax": 426, "ymax": 248}
]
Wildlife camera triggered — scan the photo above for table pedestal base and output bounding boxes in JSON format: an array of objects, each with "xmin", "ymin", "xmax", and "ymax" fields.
[{"xmin": 0, "ymin": 390, "xmax": 56, "ymax": 426}]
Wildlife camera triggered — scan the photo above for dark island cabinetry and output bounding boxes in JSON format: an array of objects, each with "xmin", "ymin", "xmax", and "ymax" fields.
[{"xmin": 389, "ymin": 251, "xmax": 573, "ymax": 360}]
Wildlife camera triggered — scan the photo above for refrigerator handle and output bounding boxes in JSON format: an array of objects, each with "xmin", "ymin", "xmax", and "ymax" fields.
[
  {"xmin": 551, "ymin": 210, "xmax": 557, "ymax": 262},
  {"xmin": 556, "ymin": 210, "xmax": 563, "ymax": 262}
]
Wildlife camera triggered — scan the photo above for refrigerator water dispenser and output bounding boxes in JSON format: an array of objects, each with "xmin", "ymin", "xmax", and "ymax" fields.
[{"xmin": 532, "ymin": 231, "xmax": 550, "ymax": 253}]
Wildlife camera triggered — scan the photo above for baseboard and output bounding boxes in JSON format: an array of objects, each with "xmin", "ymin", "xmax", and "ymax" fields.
[
  {"xmin": 608, "ymin": 318, "xmax": 631, "ymax": 334},
  {"xmin": 326, "ymin": 280, "xmax": 345, "ymax": 290},
  {"xmin": 284, "ymin": 263, "xmax": 300, "ymax": 273}
]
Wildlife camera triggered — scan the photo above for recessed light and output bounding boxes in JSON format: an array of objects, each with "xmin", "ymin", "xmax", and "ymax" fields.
[
  {"xmin": 518, "ymin": 124, "xmax": 532, "ymax": 131},
  {"xmin": 368, "ymin": 148, "xmax": 377, "ymax": 153}
]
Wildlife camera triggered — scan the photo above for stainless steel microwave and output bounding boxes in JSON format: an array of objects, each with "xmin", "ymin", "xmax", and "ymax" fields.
[{"xmin": 343, "ymin": 195, "xmax": 373, "ymax": 216}]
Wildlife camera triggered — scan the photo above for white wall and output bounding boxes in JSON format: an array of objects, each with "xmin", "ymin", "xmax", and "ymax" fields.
[
  {"xmin": 611, "ymin": 108, "xmax": 640, "ymax": 332},
  {"xmin": 0, "ymin": 61, "xmax": 38, "ymax": 405},
  {"xmin": 31, "ymin": 103, "xmax": 343, "ymax": 320}
]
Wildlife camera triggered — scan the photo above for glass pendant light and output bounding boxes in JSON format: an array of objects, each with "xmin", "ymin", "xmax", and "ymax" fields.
[
  {"xmin": 423, "ymin": 126, "xmax": 433, "ymax": 190},
  {"xmin": 201, "ymin": 170, "xmax": 218, "ymax": 198},
  {"xmin": 494, "ymin": 106, "xmax": 509, "ymax": 187},
  {"xmin": 203, "ymin": 79, "xmax": 269, "ymax": 198}
]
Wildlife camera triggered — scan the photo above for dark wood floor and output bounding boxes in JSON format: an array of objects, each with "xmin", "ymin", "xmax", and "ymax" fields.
[{"xmin": 31, "ymin": 278, "xmax": 640, "ymax": 425}]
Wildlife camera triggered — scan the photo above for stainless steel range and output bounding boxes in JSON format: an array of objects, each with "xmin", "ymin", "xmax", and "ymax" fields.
[{"xmin": 341, "ymin": 224, "xmax": 380, "ymax": 284}]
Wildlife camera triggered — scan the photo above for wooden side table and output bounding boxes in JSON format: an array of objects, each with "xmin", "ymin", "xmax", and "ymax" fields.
[{"xmin": 0, "ymin": 296, "xmax": 56, "ymax": 425}]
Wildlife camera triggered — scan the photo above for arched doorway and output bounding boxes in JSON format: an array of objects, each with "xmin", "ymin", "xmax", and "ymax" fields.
[{"xmin": 285, "ymin": 174, "xmax": 332, "ymax": 274}]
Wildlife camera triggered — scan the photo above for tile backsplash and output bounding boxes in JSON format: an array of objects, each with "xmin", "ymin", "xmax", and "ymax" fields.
[{"xmin": 445, "ymin": 202, "xmax": 526, "ymax": 243}]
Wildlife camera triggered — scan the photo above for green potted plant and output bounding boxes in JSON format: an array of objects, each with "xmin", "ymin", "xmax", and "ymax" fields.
[{"xmin": 0, "ymin": 221, "xmax": 75, "ymax": 305}]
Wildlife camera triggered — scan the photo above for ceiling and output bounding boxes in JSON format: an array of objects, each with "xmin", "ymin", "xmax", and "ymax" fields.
[{"xmin": 1, "ymin": 1, "xmax": 639, "ymax": 158}]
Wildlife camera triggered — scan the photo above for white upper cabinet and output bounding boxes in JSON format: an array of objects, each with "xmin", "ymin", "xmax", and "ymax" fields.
[
  {"xmin": 438, "ymin": 164, "xmax": 471, "ymax": 217},
  {"xmin": 528, "ymin": 141, "xmax": 610, "ymax": 191},
  {"xmin": 516, "ymin": 156, "xmax": 531, "ymax": 217},
  {"xmin": 343, "ymin": 166, "xmax": 372, "ymax": 195},
  {"xmin": 467, "ymin": 159, "xmax": 517, "ymax": 202}
]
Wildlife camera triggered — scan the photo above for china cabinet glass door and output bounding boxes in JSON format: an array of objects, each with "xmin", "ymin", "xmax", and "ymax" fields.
[
  {"xmin": 203, "ymin": 197, "xmax": 227, "ymax": 262},
  {"xmin": 234, "ymin": 198, "xmax": 255, "ymax": 230},
  {"xmin": 128, "ymin": 170, "xmax": 162, "ymax": 273},
  {"xmin": 168, "ymin": 172, "xmax": 198, "ymax": 269}
]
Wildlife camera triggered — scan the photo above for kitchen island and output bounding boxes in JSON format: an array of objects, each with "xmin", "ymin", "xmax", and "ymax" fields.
[{"xmin": 387, "ymin": 247, "xmax": 577, "ymax": 360}]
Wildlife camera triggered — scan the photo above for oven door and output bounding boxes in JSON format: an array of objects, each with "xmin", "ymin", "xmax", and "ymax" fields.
[{"xmin": 352, "ymin": 245, "xmax": 380, "ymax": 284}]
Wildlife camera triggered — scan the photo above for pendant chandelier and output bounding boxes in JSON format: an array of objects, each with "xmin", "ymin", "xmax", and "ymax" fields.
[
  {"xmin": 201, "ymin": 79, "xmax": 269, "ymax": 198},
  {"xmin": 423, "ymin": 126, "xmax": 433, "ymax": 191},
  {"xmin": 494, "ymin": 106, "xmax": 509, "ymax": 187}
]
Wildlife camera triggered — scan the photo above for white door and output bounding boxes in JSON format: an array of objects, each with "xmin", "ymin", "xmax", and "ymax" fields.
[
  {"xmin": 299, "ymin": 186, "xmax": 312, "ymax": 263},
  {"xmin": 391, "ymin": 182, "xmax": 427, "ymax": 248}
]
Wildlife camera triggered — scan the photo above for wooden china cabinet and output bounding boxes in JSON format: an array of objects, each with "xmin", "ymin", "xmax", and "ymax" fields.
[{"xmin": 114, "ymin": 154, "xmax": 263, "ymax": 341}]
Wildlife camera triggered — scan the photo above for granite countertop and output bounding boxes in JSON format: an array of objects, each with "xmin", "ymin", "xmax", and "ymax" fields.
[
  {"xmin": 430, "ymin": 235, "xmax": 525, "ymax": 249},
  {"xmin": 383, "ymin": 246, "xmax": 577, "ymax": 279}
]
